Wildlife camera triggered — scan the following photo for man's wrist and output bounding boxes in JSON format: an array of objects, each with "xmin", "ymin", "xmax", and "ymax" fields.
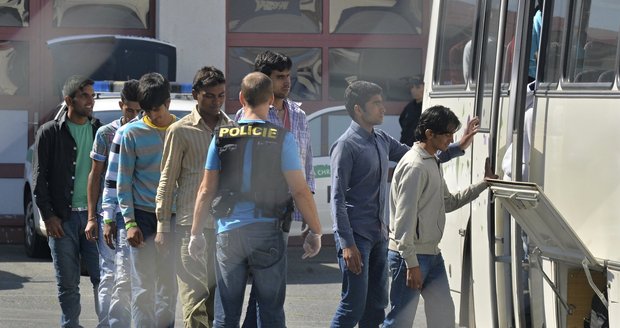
[
  {"xmin": 103, "ymin": 218, "xmax": 115, "ymax": 225},
  {"xmin": 125, "ymin": 221, "xmax": 138, "ymax": 230}
]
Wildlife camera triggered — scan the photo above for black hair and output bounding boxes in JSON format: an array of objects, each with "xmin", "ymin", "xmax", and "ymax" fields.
[
  {"xmin": 415, "ymin": 105, "xmax": 461, "ymax": 142},
  {"xmin": 405, "ymin": 75, "xmax": 425, "ymax": 88},
  {"xmin": 137, "ymin": 72, "xmax": 170, "ymax": 112},
  {"xmin": 254, "ymin": 50, "xmax": 293, "ymax": 76},
  {"xmin": 120, "ymin": 79, "xmax": 140, "ymax": 103},
  {"xmin": 344, "ymin": 80, "xmax": 383, "ymax": 119},
  {"xmin": 62, "ymin": 75, "xmax": 94, "ymax": 99},
  {"xmin": 192, "ymin": 66, "xmax": 226, "ymax": 91}
]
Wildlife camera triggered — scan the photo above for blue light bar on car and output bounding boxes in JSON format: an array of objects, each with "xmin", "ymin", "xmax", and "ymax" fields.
[{"xmin": 93, "ymin": 81, "xmax": 192, "ymax": 94}]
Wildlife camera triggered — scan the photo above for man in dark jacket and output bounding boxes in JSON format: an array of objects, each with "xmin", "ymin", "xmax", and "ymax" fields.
[
  {"xmin": 33, "ymin": 75, "xmax": 102, "ymax": 327},
  {"xmin": 399, "ymin": 76, "xmax": 424, "ymax": 146}
]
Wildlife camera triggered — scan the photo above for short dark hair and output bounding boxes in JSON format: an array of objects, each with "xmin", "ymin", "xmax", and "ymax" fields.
[
  {"xmin": 192, "ymin": 66, "xmax": 226, "ymax": 91},
  {"xmin": 254, "ymin": 50, "xmax": 293, "ymax": 76},
  {"xmin": 241, "ymin": 72, "xmax": 273, "ymax": 107},
  {"xmin": 415, "ymin": 105, "xmax": 461, "ymax": 142},
  {"xmin": 405, "ymin": 75, "xmax": 424, "ymax": 88},
  {"xmin": 120, "ymin": 79, "xmax": 139, "ymax": 103},
  {"xmin": 344, "ymin": 80, "xmax": 383, "ymax": 119},
  {"xmin": 62, "ymin": 75, "xmax": 94, "ymax": 99},
  {"xmin": 137, "ymin": 72, "xmax": 170, "ymax": 111}
]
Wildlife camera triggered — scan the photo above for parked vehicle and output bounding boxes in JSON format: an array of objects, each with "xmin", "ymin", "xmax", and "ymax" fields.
[{"xmin": 23, "ymin": 91, "xmax": 195, "ymax": 258}]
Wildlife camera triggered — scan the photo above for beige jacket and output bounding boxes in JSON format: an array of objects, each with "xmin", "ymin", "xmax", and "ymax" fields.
[{"xmin": 388, "ymin": 143, "xmax": 487, "ymax": 268}]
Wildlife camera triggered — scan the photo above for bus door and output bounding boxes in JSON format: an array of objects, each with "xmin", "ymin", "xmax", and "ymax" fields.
[{"xmin": 470, "ymin": 0, "xmax": 537, "ymax": 326}]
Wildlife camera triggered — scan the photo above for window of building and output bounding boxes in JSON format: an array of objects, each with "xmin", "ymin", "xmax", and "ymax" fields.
[
  {"xmin": 53, "ymin": 0, "xmax": 150, "ymax": 28},
  {"xmin": 330, "ymin": 0, "xmax": 423, "ymax": 34},
  {"xmin": 0, "ymin": 41, "xmax": 28, "ymax": 96},
  {"xmin": 0, "ymin": 1, "xmax": 29, "ymax": 26},
  {"xmin": 228, "ymin": 0, "xmax": 322, "ymax": 33},
  {"xmin": 328, "ymin": 48, "xmax": 422, "ymax": 101},
  {"xmin": 227, "ymin": 47, "xmax": 322, "ymax": 101}
]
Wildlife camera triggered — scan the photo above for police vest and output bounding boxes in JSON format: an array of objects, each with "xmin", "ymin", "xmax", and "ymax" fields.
[{"xmin": 214, "ymin": 121, "xmax": 291, "ymax": 218}]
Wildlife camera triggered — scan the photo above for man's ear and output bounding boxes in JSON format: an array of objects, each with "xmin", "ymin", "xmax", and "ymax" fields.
[
  {"xmin": 192, "ymin": 89, "xmax": 198, "ymax": 101},
  {"xmin": 64, "ymin": 95, "xmax": 73, "ymax": 107},
  {"xmin": 165, "ymin": 98, "xmax": 171, "ymax": 109},
  {"xmin": 268, "ymin": 93, "xmax": 275, "ymax": 106},
  {"xmin": 239, "ymin": 91, "xmax": 246, "ymax": 107},
  {"xmin": 425, "ymin": 129, "xmax": 433, "ymax": 139}
]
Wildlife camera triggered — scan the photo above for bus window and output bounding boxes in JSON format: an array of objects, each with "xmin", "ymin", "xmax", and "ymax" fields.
[
  {"xmin": 53, "ymin": 0, "xmax": 150, "ymax": 28},
  {"xmin": 227, "ymin": 47, "xmax": 322, "ymax": 101},
  {"xmin": 564, "ymin": 0, "xmax": 620, "ymax": 86},
  {"xmin": 330, "ymin": 0, "xmax": 423, "ymax": 34},
  {"xmin": 228, "ymin": 0, "xmax": 321, "ymax": 33},
  {"xmin": 541, "ymin": 0, "xmax": 569, "ymax": 85},
  {"xmin": 433, "ymin": 0, "xmax": 477, "ymax": 87},
  {"xmin": 500, "ymin": 0, "xmax": 519, "ymax": 87},
  {"xmin": 328, "ymin": 48, "xmax": 422, "ymax": 101}
]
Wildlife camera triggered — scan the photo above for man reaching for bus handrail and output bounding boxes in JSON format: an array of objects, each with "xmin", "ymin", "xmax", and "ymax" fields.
[{"xmin": 383, "ymin": 105, "xmax": 497, "ymax": 328}]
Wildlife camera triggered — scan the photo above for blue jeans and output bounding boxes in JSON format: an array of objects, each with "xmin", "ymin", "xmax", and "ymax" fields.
[
  {"xmin": 214, "ymin": 222, "xmax": 287, "ymax": 328},
  {"xmin": 108, "ymin": 213, "xmax": 132, "ymax": 328},
  {"xmin": 97, "ymin": 214, "xmax": 115, "ymax": 328},
  {"xmin": 331, "ymin": 233, "xmax": 388, "ymax": 328},
  {"xmin": 130, "ymin": 209, "xmax": 177, "ymax": 328},
  {"xmin": 48, "ymin": 210, "xmax": 101, "ymax": 328},
  {"xmin": 383, "ymin": 251, "xmax": 455, "ymax": 328},
  {"xmin": 241, "ymin": 232, "xmax": 288, "ymax": 328}
]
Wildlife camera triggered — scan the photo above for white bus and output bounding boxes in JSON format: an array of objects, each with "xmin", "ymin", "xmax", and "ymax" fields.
[{"xmin": 424, "ymin": 0, "xmax": 619, "ymax": 326}]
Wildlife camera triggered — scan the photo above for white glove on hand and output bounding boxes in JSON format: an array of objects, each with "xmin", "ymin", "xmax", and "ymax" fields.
[
  {"xmin": 188, "ymin": 233, "xmax": 206, "ymax": 261},
  {"xmin": 302, "ymin": 231, "xmax": 322, "ymax": 259}
]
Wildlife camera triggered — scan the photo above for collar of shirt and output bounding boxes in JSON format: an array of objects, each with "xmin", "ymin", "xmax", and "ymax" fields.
[{"xmin": 349, "ymin": 120, "xmax": 374, "ymax": 141}]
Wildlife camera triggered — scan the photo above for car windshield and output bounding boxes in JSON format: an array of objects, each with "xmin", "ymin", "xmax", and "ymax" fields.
[{"xmin": 93, "ymin": 110, "xmax": 190, "ymax": 125}]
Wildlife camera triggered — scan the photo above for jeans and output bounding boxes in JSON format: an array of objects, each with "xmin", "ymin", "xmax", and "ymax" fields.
[
  {"xmin": 214, "ymin": 222, "xmax": 287, "ymax": 328},
  {"xmin": 241, "ymin": 232, "xmax": 288, "ymax": 328},
  {"xmin": 130, "ymin": 209, "xmax": 177, "ymax": 328},
  {"xmin": 48, "ymin": 210, "xmax": 101, "ymax": 328},
  {"xmin": 383, "ymin": 251, "xmax": 455, "ymax": 328},
  {"xmin": 176, "ymin": 226, "xmax": 216, "ymax": 328},
  {"xmin": 97, "ymin": 215, "xmax": 116, "ymax": 328},
  {"xmin": 108, "ymin": 213, "xmax": 132, "ymax": 328},
  {"xmin": 331, "ymin": 232, "xmax": 388, "ymax": 328}
]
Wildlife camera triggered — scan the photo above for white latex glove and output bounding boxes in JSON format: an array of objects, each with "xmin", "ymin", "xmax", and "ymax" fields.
[
  {"xmin": 302, "ymin": 231, "xmax": 322, "ymax": 259},
  {"xmin": 188, "ymin": 233, "xmax": 206, "ymax": 261}
]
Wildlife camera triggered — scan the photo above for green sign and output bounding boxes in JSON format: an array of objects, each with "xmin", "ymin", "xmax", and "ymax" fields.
[{"xmin": 314, "ymin": 164, "xmax": 330, "ymax": 178}]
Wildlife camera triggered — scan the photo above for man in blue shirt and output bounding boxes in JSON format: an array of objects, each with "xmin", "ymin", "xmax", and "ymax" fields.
[
  {"xmin": 329, "ymin": 81, "xmax": 479, "ymax": 327},
  {"xmin": 330, "ymin": 81, "xmax": 409, "ymax": 327},
  {"xmin": 189, "ymin": 72, "xmax": 322, "ymax": 327}
]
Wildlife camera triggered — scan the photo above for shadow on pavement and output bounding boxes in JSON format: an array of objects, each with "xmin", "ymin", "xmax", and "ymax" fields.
[{"xmin": 0, "ymin": 270, "xmax": 30, "ymax": 290}]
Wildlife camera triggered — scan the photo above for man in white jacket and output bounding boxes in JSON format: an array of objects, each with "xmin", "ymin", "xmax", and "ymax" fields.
[{"xmin": 384, "ymin": 105, "xmax": 498, "ymax": 328}]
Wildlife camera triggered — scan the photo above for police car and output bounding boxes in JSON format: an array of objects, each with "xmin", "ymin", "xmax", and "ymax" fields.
[{"xmin": 22, "ymin": 82, "xmax": 196, "ymax": 258}]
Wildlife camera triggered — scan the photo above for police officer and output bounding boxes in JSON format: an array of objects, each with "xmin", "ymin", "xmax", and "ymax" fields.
[{"xmin": 188, "ymin": 72, "xmax": 322, "ymax": 327}]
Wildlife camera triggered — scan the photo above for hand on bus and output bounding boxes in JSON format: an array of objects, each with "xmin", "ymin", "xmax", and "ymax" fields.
[
  {"xmin": 484, "ymin": 157, "xmax": 499, "ymax": 181},
  {"xmin": 458, "ymin": 116, "xmax": 480, "ymax": 151},
  {"xmin": 406, "ymin": 266, "xmax": 423, "ymax": 290},
  {"xmin": 343, "ymin": 245, "xmax": 363, "ymax": 275}
]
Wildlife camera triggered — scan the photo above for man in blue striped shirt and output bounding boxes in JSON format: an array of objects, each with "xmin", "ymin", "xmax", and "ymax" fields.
[{"xmin": 117, "ymin": 72, "xmax": 178, "ymax": 327}]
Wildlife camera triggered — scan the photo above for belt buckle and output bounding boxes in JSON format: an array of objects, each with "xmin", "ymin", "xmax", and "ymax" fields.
[{"xmin": 72, "ymin": 206, "xmax": 88, "ymax": 212}]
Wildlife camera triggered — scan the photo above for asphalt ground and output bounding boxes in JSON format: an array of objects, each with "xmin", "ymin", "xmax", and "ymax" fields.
[{"xmin": 0, "ymin": 243, "xmax": 429, "ymax": 327}]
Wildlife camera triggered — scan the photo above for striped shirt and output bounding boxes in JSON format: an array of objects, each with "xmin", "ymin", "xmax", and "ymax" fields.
[
  {"xmin": 117, "ymin": 115, "xmax": 176, "ymax": 223},
  {"xmin": 235, "ymin": 99, "xmax": 315, "ymax": 221},
  {"xmin": 155, "ymin": 108, "xmax": 232, "ymax": 232},
  {"xmin": 101, "ymin": 118, "xmax": 139, "ymax": 222}
]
